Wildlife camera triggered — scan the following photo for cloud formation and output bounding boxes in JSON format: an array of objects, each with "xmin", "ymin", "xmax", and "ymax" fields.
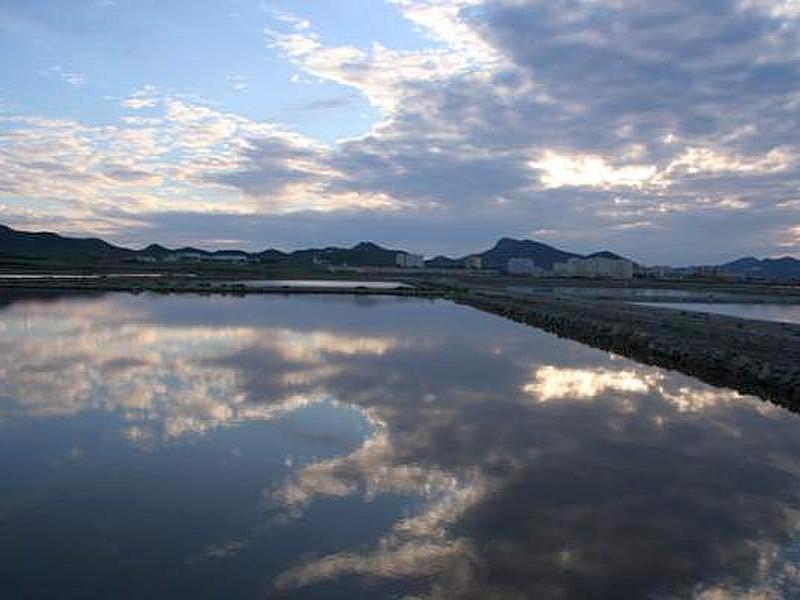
[{"xmin": 2, "ymin": 0, "xmax": 800, "ymax": 261}]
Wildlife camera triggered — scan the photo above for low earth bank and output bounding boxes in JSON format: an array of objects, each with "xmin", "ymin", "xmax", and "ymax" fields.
[{"xmin": 454, "ymin": 290, "xmax": 800, "ymax": 410}]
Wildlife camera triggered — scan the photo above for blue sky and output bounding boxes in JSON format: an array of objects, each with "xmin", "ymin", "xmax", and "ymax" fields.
[
  {"xmin": 0, "ymin": 1, "xmax": 411, "ymax": 137},
  {"xmin": 1, "ymin": 0, "xmax": 799, "ymax": 264}
]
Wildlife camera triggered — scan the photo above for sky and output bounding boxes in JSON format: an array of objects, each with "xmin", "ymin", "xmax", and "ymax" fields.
[{"xmin": 0, "ymin": 0, "xmax": 799, "ymax": 265}]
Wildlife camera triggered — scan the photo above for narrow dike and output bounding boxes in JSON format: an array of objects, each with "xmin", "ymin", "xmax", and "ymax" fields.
[{"xmin": 451, "ymin": 290, "xmax": 800, "ymax": 411}]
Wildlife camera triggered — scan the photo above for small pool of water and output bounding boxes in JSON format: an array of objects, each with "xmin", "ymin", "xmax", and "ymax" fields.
[
  {"xmin": 509, "ymin": 286, "xmax": 712, "ymax": 300},
  {"xmin": 225, "ymin": 280, "xmax": 411, "ymax": 289},
  {"xmin": 0, "ymin": 273, "xmax": 167, "ymax": 279},
  {"xmin": 637, "ymin": 302, "xmax": 800, "ymax": 325}
]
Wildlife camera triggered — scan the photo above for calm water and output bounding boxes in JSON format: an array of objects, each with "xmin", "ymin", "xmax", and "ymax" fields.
[
  {"xmin": 0, "ymin": 273, "xmax": 167, "ymax": 279},
  {"xmin": 224, "ymin": 280, "xmax": 411, "ymax": 289},
  {"xmin": 639, "ymin": 302, "xmax": 800, "ymax": 325},
  {"xmin": 509, "ymin": 286, "xmax": 709, "ymax": 300},
  {"xmin": 2, "ymin": 292, "xmax": 800, "ymax": 598}
]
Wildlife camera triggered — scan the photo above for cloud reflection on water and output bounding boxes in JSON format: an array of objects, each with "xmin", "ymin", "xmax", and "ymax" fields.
[
  {"xmin": 2, "ymin": 293, "xmax": 800, "ymax": 598},
  {"xmin": 0, "ymin": 297, "xmax": 400, "ymax": 439}
]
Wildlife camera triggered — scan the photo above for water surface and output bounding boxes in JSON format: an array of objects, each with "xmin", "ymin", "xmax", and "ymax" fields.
[
  {"xmin": 509, "ymin": 286, "xmax": 709, "ymax": 300},
  {"xmin": 0, "ymin": 273, "xmax": 167, "ymax": 279},
  {"xmin": 2, "ymin": 292, "xmax": 800, "ymax": 598},
  {"xmin": 509, "ymin": 285, "xmax": 800, "ymax": 305},
  {"xmin": 223, "ymin": 280, "xmax": 411, "ymax": 289},
  {"xmin": 638, "ymin": 301, "xmax": 800, "ymax": 325}
]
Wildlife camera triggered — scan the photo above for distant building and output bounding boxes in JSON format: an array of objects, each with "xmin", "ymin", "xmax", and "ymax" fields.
[
  {"xmin": 552, "ymin": 261, "xmax": 574, "ymax": 276},
  {"xmin": 209, "ymin": 253, "xmax": 248, "ymax": 263},
  {"xmin": 507, "ymin": 257, "xmax": 543, "ymax": 276},
  {"xmin": 395, "ymin": 252, "xmax": 425, "ymax": 269},
  {"xmin": 688, "ymin": 265, "xmax": 722, "ymax": 277},
  {"xmin": 133, "ymin": 255, "xmax": 157, "ymax": 263},
  {"xmin": 643, "ymin": 265, "xmax": 678, "ymax": 279},
  {"xmin": 166, "ymin": 251, "xmax": 205, "ymax": 263},
  {"xmin": 553, "ymin": 256, "xmax": 633, "ymax": 279},
  {"xmin": 465, "ymin": 255, "xmax": 483, "ymax": 270}
]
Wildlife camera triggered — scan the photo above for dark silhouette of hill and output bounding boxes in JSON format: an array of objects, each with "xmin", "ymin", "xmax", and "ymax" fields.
[
  {"xmin": 424, "ymin": 239, "xmax": 636, "ymax": 270},
  {"xmin": 290, "ymin": 242, "xmax": 403, "ymax": 267},
  {"xmin": 0, "ymin": 224, "xmax": 132, "ymax": 261},
  {"xmin": 10, "ymin": 223, "xmax": 797, "ymax": 278},
  {"xmin": 0, "ymin": 224, "xmax": 405, "ymax": 267},
  {"xmin": 476, "ymin": 237, "xmax": 582, "ymax": 269},
  {"xmin": 723, "ymin": 256, "xmax": 800, "ymax": 280}
]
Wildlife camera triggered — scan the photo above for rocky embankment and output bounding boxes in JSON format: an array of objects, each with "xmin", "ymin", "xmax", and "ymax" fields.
[{"xmin": 454, "ymin": 290, "xmax": 800, "ymax": 408}]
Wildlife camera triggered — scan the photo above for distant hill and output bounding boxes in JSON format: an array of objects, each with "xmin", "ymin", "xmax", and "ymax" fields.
[
  {"xmin": 139, "ymin": 243, "xmax": 172, "ymax": 259},
  {"xmin": 256, "ymin": 249, "xmax": 289, "ymax": 264},
  {"xmin": 423, "ymin": 239, "xmax": 639, "ymax": 270},
  {"xmin": 0, "ymin": 225, "xmax": 267, "ymax": 264},
  {"xmin": 424, "ymin": 255, "xmax": 463, "ymax": 269},
  {"xmin": 587, "ymin": 250, "xmax": 628, "ymax": 261},
  {"xmin": 139, "ymin": 243, "xmax": 252, "ymax": 261},
  {"xmin": 1, "ymin": 224, "xmax": 640, "ymax": 270},
  {"xmin": 477, "ymin": 237, "xmax": 581, "ymax": 269},
  {"xmin": 723, "ymin": 256, "xmax": 800, "ymax": 280},
  {"xmin": 0, "ymin": 224, "xmax": 406, "ymax": 267},
  {"xmin": 0, "ymin": 223, "xmax": 652, "ymax": 272},
  {"xmin": 424, "ymin": 238, "xmax": 583, "ymax": 270},
  {"xmin": 0, "ymin": 224, "xmax": 133, "ymax": 261},
  {"xmin": 290, "ymin": 242, "xmax": 402, "ymax": 267}
]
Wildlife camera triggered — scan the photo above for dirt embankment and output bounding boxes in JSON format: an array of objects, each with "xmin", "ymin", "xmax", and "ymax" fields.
[{"xmin": 454, "ymin": 290, "xmax": 800, "ymax": 408}]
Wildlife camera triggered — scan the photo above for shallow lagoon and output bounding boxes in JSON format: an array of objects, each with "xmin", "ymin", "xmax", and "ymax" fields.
[{"xmin": 2, "ymin": 293, "xmax": 800, "ymax": 598}]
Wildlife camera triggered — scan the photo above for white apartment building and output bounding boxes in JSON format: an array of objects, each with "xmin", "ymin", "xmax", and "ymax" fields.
[
  {"xmin": 395, "ymin": 252, "xmax": 425, "ymax": 268},
  {"xmin": 465, "ymin": 256, "xmax": 483, "ymax": 270},
  {"xmin": 507, "ymin": 257, "xmax": 544, "ymax": 276},
  {"xmin": 552, "ymin": 256, "xmax": 634, "ymax": 279},
  {"xmin": 209, "ymin": 253, "xmax": 248, "ymax": 263}
]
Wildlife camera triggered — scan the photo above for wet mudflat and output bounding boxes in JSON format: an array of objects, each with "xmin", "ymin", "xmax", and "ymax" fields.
[{"xmin": 2, "ymin": 292, "xmax": 800, "ymax": 598}]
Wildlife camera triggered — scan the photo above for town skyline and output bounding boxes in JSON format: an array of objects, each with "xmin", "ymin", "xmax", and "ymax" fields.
[{"xmin": 6, "ymin": 222, "xmax": 800, "ymax": 281}]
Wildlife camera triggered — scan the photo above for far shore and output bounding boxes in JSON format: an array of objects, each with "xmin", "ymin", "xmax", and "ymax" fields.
[{"xmin": 2, "ymin": 269, "xmax": 800, "ymax": 302}]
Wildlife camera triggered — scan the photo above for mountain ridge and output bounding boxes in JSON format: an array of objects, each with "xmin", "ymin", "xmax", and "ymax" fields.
[
  {"xmin": 2, "ymin": 223, "xmax": 798, "ymax": 278},
  {"xmin": 722, "ymin": 256, "xmax": 800, "ymax": 280}
]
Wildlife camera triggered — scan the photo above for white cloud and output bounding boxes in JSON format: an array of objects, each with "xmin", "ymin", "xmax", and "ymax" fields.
[
  {"xmin": 226, "ymin": 74, "xmax": 249, "ymax": 93},
  {"xmin": 48, "ymin": 66, "xmax": 86, "ymax": 87},
  {"xmin": 531, "ymin": 151, "xmax": 661, "ymax": 190},
  {"xmin": 260, "ymin": 5, "xmax": 311, "ymax": 31},
  {"xmin": 666, "ymin": 146, "xmax": 794, "ymax": 176},
  {"xmin": 5, "ymin": 0, "xmax": 800, "ymax": 259},
  {"xmin": 121, "ymin": 85, "xmax": 160, "ymax": 109}
]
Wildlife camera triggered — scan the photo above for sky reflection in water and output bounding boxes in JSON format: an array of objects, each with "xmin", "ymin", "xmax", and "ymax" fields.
[{"xmin": 1, "ymin": 292, "xmax": 800, "ymax": 599}]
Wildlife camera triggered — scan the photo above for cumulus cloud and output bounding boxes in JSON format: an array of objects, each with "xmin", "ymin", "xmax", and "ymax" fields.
[
  {"xmin": 121, "ymin": 84, "xmax": 159, "ymax": 109},
  {"xmin": 247, "ymin": 0, "xmax": 800, "ymax": 259},
  {"xmin": 4, "ymin": 0, "xmax": 800, "ymax": 261}
]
